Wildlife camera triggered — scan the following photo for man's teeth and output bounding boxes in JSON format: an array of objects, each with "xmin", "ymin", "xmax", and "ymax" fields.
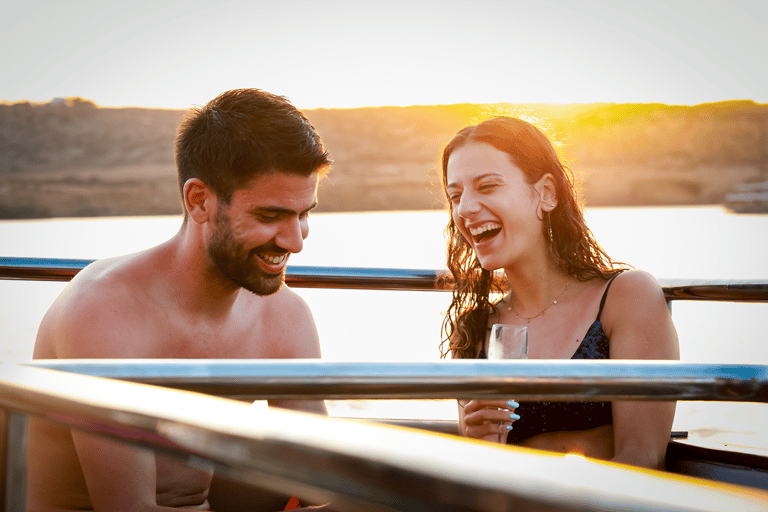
[
  {"xmin": 260, "ymin": 254, "xmax": 287, "ymax": 264},
  {"xmin": 469, "ymin": 223, "xmax": 501, "ymax": 237}
]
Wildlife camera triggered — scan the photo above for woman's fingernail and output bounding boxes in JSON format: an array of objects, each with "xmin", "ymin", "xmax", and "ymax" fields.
[
  {"xmin": 506, "ymin": 425, "xmax": 514, "ymax": 430},
  {"xmin": 507, "ymin": 400, "xmax": 519, "ymax": 408},
  {"xmin": 509, "ymin": 413, "xmax": 520, "ymax": 421}
]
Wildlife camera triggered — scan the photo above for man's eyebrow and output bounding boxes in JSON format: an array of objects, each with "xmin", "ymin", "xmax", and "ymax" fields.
[{"xmin": 254, "ymin": 201, "xmax": 318, "ymax": 216}]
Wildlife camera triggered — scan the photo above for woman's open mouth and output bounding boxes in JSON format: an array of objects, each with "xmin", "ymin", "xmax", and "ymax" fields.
[{"xmin": 469, "ymin": 222, "xmax": 502, "ymax": 245}]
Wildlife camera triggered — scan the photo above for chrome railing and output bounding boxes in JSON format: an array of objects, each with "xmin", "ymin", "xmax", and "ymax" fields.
[
  {"xmin": 2, "ymin": 256, "xmax": 768, "ymax": 300},
  {"xmin": 3, "ymin": 257, "xmax": 768, "ymax": 510},
  {"xmin": 3, "ymin": 363, "xmax": 768, "ymax": 512},
  {"xmin": 25, "ymin": 359, "xmax": 768, "ymax": 402}
]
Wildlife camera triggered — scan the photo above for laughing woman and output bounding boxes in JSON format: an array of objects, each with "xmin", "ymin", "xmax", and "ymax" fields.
[{"xmin": 439, "ymin": 117, "xmax": 679, "ymax": 469}]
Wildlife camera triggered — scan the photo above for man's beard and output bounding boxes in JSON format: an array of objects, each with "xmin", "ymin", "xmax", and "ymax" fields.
[{"xmin": 206, "ymin": 211, "xmax": 287, "ymax": 296}]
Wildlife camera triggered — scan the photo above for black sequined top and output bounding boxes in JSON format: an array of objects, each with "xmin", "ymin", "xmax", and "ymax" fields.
[{"xmin": 479, "ymin": 276, "xmax": 618, "ymax": 445}]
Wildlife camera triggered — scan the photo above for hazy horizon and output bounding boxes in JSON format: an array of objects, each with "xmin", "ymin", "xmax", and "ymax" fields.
[{"xmin": 3, "ymin": 97, "xmax": 766, "ymax": 112}]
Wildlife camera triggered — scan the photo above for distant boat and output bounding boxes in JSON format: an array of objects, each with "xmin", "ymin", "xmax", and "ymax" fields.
[{"xmin": 724, "ymin": 181, "xmax": 768, "ymax": 213}]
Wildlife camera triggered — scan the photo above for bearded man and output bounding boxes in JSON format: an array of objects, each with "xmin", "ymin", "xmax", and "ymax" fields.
[{"xmin": 28, "ymin": 89, "xmax": 333, "ymax": 511}]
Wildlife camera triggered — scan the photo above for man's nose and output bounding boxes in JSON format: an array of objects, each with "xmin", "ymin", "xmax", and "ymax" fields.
[{"xmin": 276, "ymin": 217, "xmax": 306, "ymax": 254}]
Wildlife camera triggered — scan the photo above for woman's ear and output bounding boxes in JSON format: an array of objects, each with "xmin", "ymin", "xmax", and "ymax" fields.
[
  {"xmin": 535, "ymin": 173, "xmax": 558, "ymax": 216},
  {"xmin": 183, "ymin": 178, "xmax": 215, "ymax": 224}
]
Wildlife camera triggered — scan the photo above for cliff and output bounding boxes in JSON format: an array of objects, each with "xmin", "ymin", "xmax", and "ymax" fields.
[{"xmin": 1, "ymin": 98, "xmax": 766, "ymax": 218}]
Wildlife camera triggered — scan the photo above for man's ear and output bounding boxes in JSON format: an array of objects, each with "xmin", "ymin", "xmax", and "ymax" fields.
[
  {"xmin": 535, "ymin": 173, "xmax": 558, "ymax": 214},
  {"xmin": 183, "ymin": 178, "xmax": 216, "ymax": 224}
]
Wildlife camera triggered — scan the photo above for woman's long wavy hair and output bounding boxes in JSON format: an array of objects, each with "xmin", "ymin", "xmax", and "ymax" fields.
[{"xmin": 439, "ymin": 117, "xmax": 627, "ymax": 359}]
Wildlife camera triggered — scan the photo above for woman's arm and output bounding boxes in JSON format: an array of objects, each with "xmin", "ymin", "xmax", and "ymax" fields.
[{"xmin": 602, "ymin": 270, "xmax": 680, "ymax": 469}]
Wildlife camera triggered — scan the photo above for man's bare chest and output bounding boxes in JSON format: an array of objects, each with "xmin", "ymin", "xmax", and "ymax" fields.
[{"xmin": 123, "ymin": 306, "xmax": 277, "ymax": 359}]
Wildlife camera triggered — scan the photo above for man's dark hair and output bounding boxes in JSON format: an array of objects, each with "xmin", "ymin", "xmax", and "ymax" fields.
[{"xmin": 175, "ymin": 88, "xmax": 331, "ymax": 209}]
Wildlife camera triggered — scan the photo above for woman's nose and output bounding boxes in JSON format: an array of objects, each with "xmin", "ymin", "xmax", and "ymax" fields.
[{"xmin": 457, "ymin": 192, "xmax": 481, "ymax": 218}]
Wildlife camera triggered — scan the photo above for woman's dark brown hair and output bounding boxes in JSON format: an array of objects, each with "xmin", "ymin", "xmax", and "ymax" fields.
[{"xmin": 439, "ymin": 117, "xmax": 626, "ymax": 359}]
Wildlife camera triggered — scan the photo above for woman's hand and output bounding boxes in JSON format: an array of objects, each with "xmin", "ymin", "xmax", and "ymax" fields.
[{"xmin": 458, "ymin": 399, "xmax": 520, "ymax": 443}]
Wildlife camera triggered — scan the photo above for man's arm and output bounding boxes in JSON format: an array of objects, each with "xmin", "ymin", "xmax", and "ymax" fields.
[
  {"xmin": 71, "ymin": 434, "xmax": 168, "ymax": 511},
  {"xmin": 265, "ymin": 288, "xmax": 328, "ymax": 415}
]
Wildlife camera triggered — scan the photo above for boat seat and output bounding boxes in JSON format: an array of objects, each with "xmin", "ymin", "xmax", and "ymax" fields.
[{"xmin": 666, "ymin": 439, "xmax": 768, "ymax": 491}]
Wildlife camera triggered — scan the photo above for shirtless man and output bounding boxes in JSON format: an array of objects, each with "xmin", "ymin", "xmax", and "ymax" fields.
[{"xmin": 27, "ymin": 89, "xmax": 333, "ymax": 511}]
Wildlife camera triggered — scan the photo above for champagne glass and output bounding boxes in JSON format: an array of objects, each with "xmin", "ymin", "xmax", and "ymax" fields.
[{"xmin": 487, "ymin": 324, "xmax": 528, "ymax": 442}]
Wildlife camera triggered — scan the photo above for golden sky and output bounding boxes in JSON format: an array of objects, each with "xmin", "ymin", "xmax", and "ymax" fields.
[{"xmin": 3, "ymin": 0, "xmax": 767, "ymax": 109}]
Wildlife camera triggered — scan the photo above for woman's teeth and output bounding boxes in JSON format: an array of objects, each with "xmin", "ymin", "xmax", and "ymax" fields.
[{"xmin": 469, "ymin": 222, "xmax": 501, "ymax": 238}]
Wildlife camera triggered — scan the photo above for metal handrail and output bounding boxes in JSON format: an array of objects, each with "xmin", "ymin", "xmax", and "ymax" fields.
[
  {"xmin": 3, "ymin": 363, "xmax": 768, "ymax": 512},
  {"xmin": 4, "ymin": 257, "xmax": 768, "ymax": 510},
  {"xmin": 2, "ymin": 256, "xmax": 768, "ymax": 300},
  {"xmin": 25, "ymin": 359, "xmax": 768, "ymax": 402},
  {"xmin": 0, "ymin": 256, "xmax": 450, "ymax": 290}
]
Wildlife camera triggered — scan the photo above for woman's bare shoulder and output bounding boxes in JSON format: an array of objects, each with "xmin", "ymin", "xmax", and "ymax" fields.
[
  {"xmin": 603, "ymin": 269, "xmax": 679, "ymax": 359},
  {"xmin": 609, "ymin": 269, "xmax": 666, "ymax": 303}
]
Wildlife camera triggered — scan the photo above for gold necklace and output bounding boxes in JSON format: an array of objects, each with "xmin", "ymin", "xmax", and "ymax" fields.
[{"xmin": 506, "ymin": 280, "xmax": 570, "ymax": 323}]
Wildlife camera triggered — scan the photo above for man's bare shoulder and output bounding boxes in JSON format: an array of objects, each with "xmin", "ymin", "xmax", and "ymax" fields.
[
  {"xmin": 244, "ymin": 285, "xmax": 321, "ymax": 359},
  {"xmin": 262, "ymin": 284, "xmax": 311, "ymax": 310},
  {"xmin": 34, "ymin": 251, "xmax": 160, "ymax": 359},
  {"xmin": 59, "ymin": 252, "xmax": 156, "ymax": 308},
  {"xmin": 257, "ymin": 285, "xmax": 315, "ymax": 326}
]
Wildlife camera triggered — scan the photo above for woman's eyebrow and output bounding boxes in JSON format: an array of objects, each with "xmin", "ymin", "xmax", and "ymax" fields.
[{"xmin": 447, "ymin": 172, "xmax": 504, "ymax": 189}]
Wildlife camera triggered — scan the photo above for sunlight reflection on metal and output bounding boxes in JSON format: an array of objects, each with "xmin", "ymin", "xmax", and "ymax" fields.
[{"xmin": 23, "ymin": 359, "xmax": 768, "ymax": 402}]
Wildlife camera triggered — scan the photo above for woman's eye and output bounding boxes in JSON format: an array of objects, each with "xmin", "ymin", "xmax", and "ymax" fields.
[{"xmin": 478, "ymin": 182, "xmax": 498, "ymax": 192}]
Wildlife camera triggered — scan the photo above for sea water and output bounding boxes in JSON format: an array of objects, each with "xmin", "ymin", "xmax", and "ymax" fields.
[{"xmin": 1, "ymin": 207, "xmax": 767, "ymax": 431}]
